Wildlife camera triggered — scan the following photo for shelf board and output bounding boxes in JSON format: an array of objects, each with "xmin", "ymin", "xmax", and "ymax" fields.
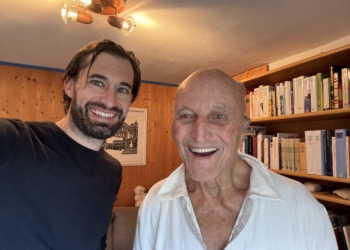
[
  {"xmin": 270, "ymin": 169, "xmax": 350, "ymax": 184},
  {"xmin": 241, "ymin": 44, "xmax": 350, "ymax": 88},
  {"xmin": 251, "ymin": 108, "xmax": 350, "ymax": 124},
  {"xmin": 312, "ymin": 192, "xmax": 350, "ymax": 206}
]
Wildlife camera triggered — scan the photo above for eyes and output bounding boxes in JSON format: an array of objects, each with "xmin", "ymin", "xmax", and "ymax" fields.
[
  {"xmin": 174, "ymin": 112, "xmax": 229, "ymax": 125},
  {"xmin": 89, "ymin": 80, "xmax": 131, "ymax": 95}
]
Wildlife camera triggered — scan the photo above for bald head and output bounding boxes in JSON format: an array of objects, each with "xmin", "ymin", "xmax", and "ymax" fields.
[{"xmin": 175, "ymin": 69, "xmax": 247, "ymax": 119}]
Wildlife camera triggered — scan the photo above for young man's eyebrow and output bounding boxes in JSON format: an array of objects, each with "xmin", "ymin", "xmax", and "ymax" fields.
[{"xmin": 88, "ymin": 74, "xmax": 132, "ymax": 89}]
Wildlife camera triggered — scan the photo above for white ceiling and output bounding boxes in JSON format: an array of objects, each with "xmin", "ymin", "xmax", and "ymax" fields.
[{"xmin": 1, "ymin": 0, "xmax": 350, "ymax": 85}]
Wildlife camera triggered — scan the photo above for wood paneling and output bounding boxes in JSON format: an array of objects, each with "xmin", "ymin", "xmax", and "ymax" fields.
[{"xmin": 0, "ymin": 65, "xmax": 182, "ymax": 207}]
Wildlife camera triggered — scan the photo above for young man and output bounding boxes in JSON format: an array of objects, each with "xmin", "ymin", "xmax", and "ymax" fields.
[
  {"xmin": 134, "ymin": 69, "xmax": 337, "ymax": 250},
  {"xmin": 0, "ymin": 39, "xmax": 141, "ymax": 250}
]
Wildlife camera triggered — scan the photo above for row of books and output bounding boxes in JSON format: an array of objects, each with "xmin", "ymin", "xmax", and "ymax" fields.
[
  {"xmin": 245, "ymin": 65, "xmax": 350, "ymax": 119},
  {"xmin": 329, "ymin": 212, "xmax": 350, "ymax": 250},
  {"xmin": 239, "ymin": 127, "xmax": 350, "ymax": 179}
]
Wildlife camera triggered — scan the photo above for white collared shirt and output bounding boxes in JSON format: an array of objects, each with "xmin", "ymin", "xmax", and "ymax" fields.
[{"xmin": 134, "ymin": 153, "xmax": 337, "ymax": 250}]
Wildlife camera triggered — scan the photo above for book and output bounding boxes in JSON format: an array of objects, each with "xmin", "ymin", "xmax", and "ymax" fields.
[
  {"xmin": 323, "ymin": 77, "xmax": 330, "ymax": 110},
  {"xmin": 344, "ymin": 225, "xmax": 350, "ymax": 249},
  {"xmin": 335, "ymin": 129, "xmax": 350, "ymax": 178},
  {"xmin": 294, "ymin": 138, "xmax": 303, "ymax": 173},
  {"xmin": 316, "ymin": 72, "xmax": 329, "ymax": 111},
  {"xmin": 303, "ymin": 76, "xmax": 311, "ymax": 112},
  {"xmin": 292, "ymin": 78, "xmax": 298, "ymax": 115},
  {"xmin": 309, "ymin": 75, "xmax": 317, "ymax": 112},
  {"xmin": 276, "ymin": 133, "xmax": 298, "ymax": 170},
  {"xmin": 335, "ymin": 215, "xmax": 350, "ymax": 250},
  {"xmin": 253, "ymin": 87, "xmax": 260, "ymax": 118},
  {"xmin": 258, "ymin": 85, "xmax": 264, "ymax": 118},
  {"xmin": 330, "ymin": 66, "xmax": 342, "ymax": 109},
  {"xmin": 252, "ymin": 136, "xmax": 258, "ymax": 158},
  {"xmin": 245, "ymin": 93, "xmax": 250, "ymax": 118},
  {"xmin": 332, "ymin": 136, "xmax": 338, "ymax": 178},
  {"xmin": 264, "ymin": 137, "xmax": 270, "ymax": 168},
  {"xmin": 262, "ymin": 85, "xmax": 275, "ymax": 117},
  {"xmin": 285, "ymin": 81, "xmax": 291, "ymax": 115},
  {"xmin": 275, "ymin": 83, "xmax": 280, "ymax": 116},
  {"xmin": 247, "ymin": 125, "xmax": 266, "ymax": 135},
  {"xmin": 347, "ymin": 136, "xmax": 350, "ymax": 179},
  {"xmin": 334, "ymin": 72, "xmax": 343, "ymax": 109},
  {"xmin": 305, "ymin": 130, "xmax": 315, "ymax": 174},
  {"xmin": 281, "ymin": 138, "xmax": 287, "ymax": 170},
  {"xmin": 257, "ymin": 134, "xmax": 274, "ymax": 163},
  {"xmin": 249, "ymin": 91, "xmax": 254, "ymax": 119},
  {"xmin": 299, "ymin": 142, "xmax": 307, "ymax": 174},
  {"xmin": 279, "ymin": 82, "xmax": 285, "ymax": 115},
  {"xmin": 342, "ymin": 68, "xmax": 350, "ymax": 108},
  {"xmin": 296, "ymin": 76, "xmax": 306, "ymax": 114},
  {"xmin": 271, "ymin": 137, "xmax": 278, "ymax": 169},
  {"xmin": 314, "ymin": 130, "xmax": 326, "ymax": 175},
  {"xmin": 325, "ymin": 130, "xmax": 333, "ymax": 176},
  {"xmin": 288, "ymin": 138, "xmax": 295, "ymax": 171}
]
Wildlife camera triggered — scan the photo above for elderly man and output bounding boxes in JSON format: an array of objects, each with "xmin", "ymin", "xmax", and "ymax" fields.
[{"xmin": 134, "ymin": 69, "xmax": 337, "ymax": 250}]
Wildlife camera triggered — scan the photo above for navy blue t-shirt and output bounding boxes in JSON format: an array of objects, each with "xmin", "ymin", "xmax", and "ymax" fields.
[{"xmin": 0, "ymin": 118, "xmax": 122, "ymax": 250}]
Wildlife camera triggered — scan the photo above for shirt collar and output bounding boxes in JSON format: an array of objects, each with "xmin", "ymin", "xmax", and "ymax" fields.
[{"xmin": 157, "ymin": 152, "xmax": 282, "ymax": 201}]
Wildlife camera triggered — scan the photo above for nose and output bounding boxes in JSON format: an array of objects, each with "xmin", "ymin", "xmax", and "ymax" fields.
[
  {"xmin": 99, "ymin": 88, "xmax": 117, "ymax": 108},
  {"xmin": 190, "ymin": 116, "xmax": 212, "ymax": 142}
]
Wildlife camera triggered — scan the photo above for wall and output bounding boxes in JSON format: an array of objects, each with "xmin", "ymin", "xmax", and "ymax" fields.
[{"xmin": 0, "ymin": 64, "xmax": 182, "ymax": 207}]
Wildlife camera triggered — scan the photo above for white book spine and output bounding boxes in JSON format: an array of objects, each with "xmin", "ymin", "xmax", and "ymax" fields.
[
  {"xmin": 276, "ymin": 133, "xmax": 298, "ymax": 171},
  {"xmin": 253, "ymin": 88, "xmax": 259, "ymax": 118},
  {"xmin": 270, "ymin": 139, "xmax": 274, "ymax": 169},
  {"xmin": 335, "ymin": 129, "xmax": 349, "ymax": 178},
  {"xmin": 314, "ymin": 130, "xmax": 325, "ymax": 175},
  {"xmin": 297, "ymin": 76, "xmax": 305, "ymax": 114},
  {"xmin": 310, "ymin": 75, "xmax": 317, "ymax": 112},
  {"xmin": 332, "ymin": 136, "xmax": 337, "ymax": 177},
  {"xmin": 280, "ymin": 82, "xmax": 285, "ymax": 115},
  {"xmin": 305, "ymin": 130, "xmax": 315, "ymax": 174},
  {"xmin": 264, "ymin": 138, "xmax": 269, "ymax": 168},
  {"xmin": 323, "ymin": 78, "xmax": 330, "ymax": 110},
  {"xmin": 258, "ymin": 85, "xmax": 264, "ymax": 118}
]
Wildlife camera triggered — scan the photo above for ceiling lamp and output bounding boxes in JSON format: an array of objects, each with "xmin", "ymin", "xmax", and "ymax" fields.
[{"xmin": 61, "ymin": 0, "xmax": 136, "ymax": 36}]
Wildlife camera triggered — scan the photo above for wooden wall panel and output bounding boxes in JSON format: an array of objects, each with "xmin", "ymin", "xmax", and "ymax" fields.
[{"xmin": 0, "ymin": 65, "xmax": 182, "ymax": 207}]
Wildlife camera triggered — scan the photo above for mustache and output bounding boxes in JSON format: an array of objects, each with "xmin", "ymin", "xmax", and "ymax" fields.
[{"xmin": 85, "ymin": 101, "xmax": 124, "ymax": 118}]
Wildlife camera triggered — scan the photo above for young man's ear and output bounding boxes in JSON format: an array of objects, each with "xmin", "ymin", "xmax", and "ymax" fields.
[{"xmin": 63, "ymin": 78, "xmax": 74, "ymax": 98}]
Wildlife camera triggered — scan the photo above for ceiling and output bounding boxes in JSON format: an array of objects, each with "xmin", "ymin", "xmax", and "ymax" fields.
[{"xmin": 1, "ymin": 0, "xmax": 350, "ymax": 85}]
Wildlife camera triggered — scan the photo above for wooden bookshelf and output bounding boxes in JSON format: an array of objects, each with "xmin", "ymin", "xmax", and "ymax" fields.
[
  {"xmin": 270, "ymin": 169, "xmax": 350, "ymax": 184},
  {"xmin": 242, "ymin": 44, "xmax": 350, "ymax": 213}
]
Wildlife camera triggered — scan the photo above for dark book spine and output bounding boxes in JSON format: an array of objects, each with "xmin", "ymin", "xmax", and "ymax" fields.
[
  {"xmin": 335, "ymin": 216, "xmax": 349, "ymax": 250},
  {"xmin": 325, "ymin": 130, "xmax": 333, "ymax": 176}
]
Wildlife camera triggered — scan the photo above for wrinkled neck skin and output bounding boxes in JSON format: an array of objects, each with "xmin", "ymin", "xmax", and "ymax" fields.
[{"xmin": 186, "ymin": 155, "xmax": 251, "ymax": 206}]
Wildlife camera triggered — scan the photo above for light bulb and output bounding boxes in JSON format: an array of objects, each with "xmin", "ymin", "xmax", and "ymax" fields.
[
  {"xmin": 121, "ymin": 16, "xmax": 136, "ymax": 36},
  {"xmin": 79, "ymin": 0, "xmax": 92, "ymax": 8},
  {"xmin": 61, "ymin": 4, "xmax": 93, "ymax": 24}
]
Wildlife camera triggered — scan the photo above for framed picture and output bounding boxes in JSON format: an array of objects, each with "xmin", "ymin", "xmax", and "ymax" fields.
[{"xmin": 104, "ymin": 108, "xmax": 147, "ymax": 166}]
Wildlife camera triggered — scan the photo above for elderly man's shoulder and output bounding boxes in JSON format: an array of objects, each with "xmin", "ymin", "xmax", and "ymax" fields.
[{"xmin": 269, "ymin": 170, "xmax": 320, "ymax": 205}]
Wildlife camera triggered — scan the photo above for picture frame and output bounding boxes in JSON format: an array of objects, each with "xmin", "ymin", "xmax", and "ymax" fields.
[{"xmin": 104, "ymin": 107, "xmax": 147, "ymax": 166}]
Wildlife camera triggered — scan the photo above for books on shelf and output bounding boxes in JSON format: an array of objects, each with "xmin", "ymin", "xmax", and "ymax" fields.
[
  {"xmin": 299, "ymin": 142, "xmax": 307, "ymax": 174},
  {"xmin": 335, "ymin": 215, "xmax": 350, "ymax": 250},
  {"xmin": 335, "ymin": 129, "xmax": 350, "ymax": 178},
  {"xmin": 305, "ymin": 130, "xmax": 315, "ymax": 174},
  {"xmin": 342, "ymin": 68, "xmax": 350, "ymax": 108},
  {"xmin": 323, "ymin": 77, "xmax": 331, "ymax": 110}
]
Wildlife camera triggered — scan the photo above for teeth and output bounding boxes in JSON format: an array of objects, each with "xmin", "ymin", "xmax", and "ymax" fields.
[
  {"xmin": 190, "ymin": 147, "xmax": 217, "ymax": 153},
  {"xmin": 91, "ymin": 109, "xmax": 115, "ymax": 118}
]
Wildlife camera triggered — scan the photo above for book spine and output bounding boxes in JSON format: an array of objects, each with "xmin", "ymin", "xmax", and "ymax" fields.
[
  {"xmin": 294, "ymin": 138, "xmax": 301, "ymax": 173},
  {"xmin": 325, "ymin": 130, "xmax": 333, "ymax": 176},
  {"xmin": 335, "ymin": 129, "xmax": 349, "ymax": 178},
  {"xmin": 293, "ymin": 78, "xmax": 298, "ymax": 114},
  {"xmin": 310, "ymin": 75, "xmax": 317, "ymax": 112},
  {"xmin": 314, "ymin": 130, "xmax": 325, "ymax": 175},
  {"xmin": 305, "ymin": 130, "xmax": 315, "ymax": 174},
  {"xmin": 316, "ymin": 73, "xmax": 324, "ymax": 111},
  {"xmin": 323, "ymin": 78, "xmax": 330, "ymax": 110},
  {"xmin": 330, "ymin": 66, "xmax": 335, "ymax": 109},
  {"xmin": 297, "ymin": 76, "xmax": 305, "ymax": 114},
  {"xmin": 303, "ymin": 77, "xmax": 311, "ymax": 112},
  {"xmin": 299, "ymin": 142, "xmax": 307, "ymax": 174},
  {"xmin": 335, "ymin": 216, "xmax": 349, "ymax": 250},
  {"xmin": 289, "ymin": 139, "xmax": 295, "ymax": 172},
  {"xmin": 285, "ymin": 81, "xmax": 291, "ymax": 115},
  {"xmin": 332, "ymin": 136, "xmax": 337, "ymax": 177},
  {"xmin": 342, "ymin": 68, "xmax": 349, "ymax": 108}
]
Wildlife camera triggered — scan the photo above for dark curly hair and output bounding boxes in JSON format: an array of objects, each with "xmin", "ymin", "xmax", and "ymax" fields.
[{"xmin": 62, "ymin": 39, "xmax": 141, "ymax": 114}]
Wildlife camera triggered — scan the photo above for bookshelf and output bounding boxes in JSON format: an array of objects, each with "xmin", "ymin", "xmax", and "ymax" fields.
[{"xmin": 242, "ymin": 45, "xmax": 350, "ymax": 212}]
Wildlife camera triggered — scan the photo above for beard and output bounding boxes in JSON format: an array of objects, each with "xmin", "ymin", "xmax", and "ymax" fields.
[{"xmin": 69, "ymin": 97, "xmax": 126, "ymax": 140}]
